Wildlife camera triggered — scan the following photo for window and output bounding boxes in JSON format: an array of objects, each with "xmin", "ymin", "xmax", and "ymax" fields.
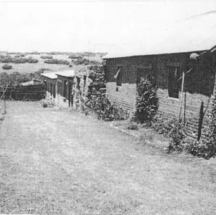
[
  {"xmin": 168, "ymin": 67, "xmax": 179, "ymax": 98},
  {"xmin": 114, "ymin": 66, "xmax": 123, "ymax": 87}
]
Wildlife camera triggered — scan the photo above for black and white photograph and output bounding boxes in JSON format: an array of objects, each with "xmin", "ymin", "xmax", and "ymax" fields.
[{"xmin": 0, "ymin": 1, "xmax": 216, "ymax": 214}]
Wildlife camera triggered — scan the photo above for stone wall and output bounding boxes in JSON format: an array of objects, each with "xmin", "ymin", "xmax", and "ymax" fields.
[
  {"xmin": 106, "ymin": 82, "xmax": 136, "ymax": 111},
  {"xmin": 157, "ymin": 88, "xmax": 213, "ymax": 139}
]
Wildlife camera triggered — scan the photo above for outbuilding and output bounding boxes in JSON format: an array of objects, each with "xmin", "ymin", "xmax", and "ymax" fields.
[{"xmin": 103, "ymin": 11, "xmax": 216, "ymax": 140}]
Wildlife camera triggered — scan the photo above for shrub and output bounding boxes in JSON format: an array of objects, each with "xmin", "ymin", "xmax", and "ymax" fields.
[
  {"xmin": 15, "ymin": 54, "xmax": 25, "ymax": 58},
  {"xmin": 127, "ymin": 121, "xmax": 139, "ymax": 130},
  {"xmin": 27, "ymin": 57, "xmax": 38, "ymax": 63},
  {"xmin": 74, "ymin": 58, "xmax": 90, "ymax": 65},
  {"xmin": 44, "ymin": 59, "xmax": 70, "ymax": 65},
  {"xmin": 2, "ymin": 64, "xmax": 12, "ymax": 70},
  {"xmin": 166, "ymin": 120, "xmax": 187, "ymax": 153},
  {"xmin": 42, "ymin": 103, "xmax": 48, "ymax": 108},
  {"xmin": 135, "ymin": 76, "xmax": 159, "ymax": 123},
  {"xmin": 68, "ymin": 55, "xmax": 81, "ymax": 59},
  {"xmin": 0, "ymin": 56, "xmax": 38, "ymax": 64},
  {"xmin": 84, "ymin": 92, "xmax": 128, "ymax": 121},
  {"xmin": 152, "ymin": 116, "xmax": 177, "ymax": 137},
  {"xmin": 41, "ymin": 55, "xmax": 53, "ymax": 59},
  {"xmin": 167, "ymin": 118, "xmax": 216, "ymax": 159},
  {"xmin": 40, "ymin": 99, "xmax": 55, "ymax": 108}
]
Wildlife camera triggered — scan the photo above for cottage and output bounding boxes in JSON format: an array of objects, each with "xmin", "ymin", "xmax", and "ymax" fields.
[{"xmin": 103, "ymin": 11, "xmax": 216, "ymax": 140}]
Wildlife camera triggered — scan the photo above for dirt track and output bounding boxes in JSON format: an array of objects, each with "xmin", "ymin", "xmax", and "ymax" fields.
[{"xmin": 0, "ymin": 101, "xmax": 216, "ymax": 215}]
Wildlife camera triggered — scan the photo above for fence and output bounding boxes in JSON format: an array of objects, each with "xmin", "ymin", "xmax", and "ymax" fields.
[{"xmin": 0, "ymin": 84, "xmax": 46, "ymax": 101}]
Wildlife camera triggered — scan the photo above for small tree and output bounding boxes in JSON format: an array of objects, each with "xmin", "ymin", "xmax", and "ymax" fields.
[{"xmin": 135, "ymin": 76, "xmax": 159, "ymax": 123}]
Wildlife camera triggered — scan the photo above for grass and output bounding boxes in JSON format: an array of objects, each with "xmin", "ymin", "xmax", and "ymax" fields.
[
  {"xmin": 112, "ymin": 119, "xmax": 168, "ymax": 149},
  {"xmin": 0, "ymin": 101, "xmax": 216, "ymax": 214}
]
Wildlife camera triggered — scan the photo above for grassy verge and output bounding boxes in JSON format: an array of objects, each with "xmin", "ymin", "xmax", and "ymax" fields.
[{"xmin": 112, "ymin": 120, "xmax": 168, "ymax": 150}]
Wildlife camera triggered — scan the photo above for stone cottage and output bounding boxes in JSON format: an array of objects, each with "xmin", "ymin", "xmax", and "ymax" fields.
[{"xmin": 103, "ymin": 11, "xmax": 216, "ymax": 140}]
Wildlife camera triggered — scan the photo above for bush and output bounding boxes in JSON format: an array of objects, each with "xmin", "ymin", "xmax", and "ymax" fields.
[
  {"xmin": 68, "ymin": 55, "xmax": 81, "ymax": 59},
  {"xmin": 2, "ymin": 64, "xmax": 12, "ymax": 70},
  {"xmin": 74, "ymin": 58, "xmax": 90, "ymax": 65},
  {"xmin": 27, "ymin": 57, "xmax": 38, "ymax": 63},
  {"xmin": 0, "ymin": 55, "xmax": 38, "ymax": 64},
  {"xmin": 44, "ymin": 58, "xmax": 70, "ymax": 65},
  {"xmin": 167, "ymin": 120, "xmax": 187, "ymax": 153},
  {"xmin": 127, "ymin": 121, "xmax": 139, "ymax": 130},
  {"xmin": 41, "ymin": 55, "xmax": 53, "ymax": 59},
  {"xmin": 135, "ymin": 76, "xmax": 159, "ymax": 123},
  {"xmin": 167, "ymin": 118, "xmax": 216, "ymax": 159},
  {"xmin": 15, "ymin": 54, "xmax": 25, "ymax": 58},
  {"xmin": 40, "ymin": 99, "xmax": 55, "ymax": 108},
  {"xmin": 84, "ymin": 92, "xmax": 129, "ymax": 121},
  {"xmin": 152, "ymin": 116, "xmax": 177, "ymax": 137}
]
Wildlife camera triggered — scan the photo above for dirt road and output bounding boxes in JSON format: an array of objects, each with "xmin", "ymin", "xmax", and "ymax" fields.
[{"xmin": 0, "ymin": 101, "xmax": 216, "ymax": 215}]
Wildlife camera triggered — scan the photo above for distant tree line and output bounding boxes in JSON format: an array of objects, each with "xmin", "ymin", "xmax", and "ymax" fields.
[{"xmin": 0, "ymin": 55, "xmax": 38, "ymax": 64}]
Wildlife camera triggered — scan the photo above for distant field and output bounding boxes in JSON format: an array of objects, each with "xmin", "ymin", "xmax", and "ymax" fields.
[
  {"xmin": 0, "ymin": 63, "xmax": 70, "ymax": 74},
  {"xmin": 0, "ymin": 53, "xmax": 103, "ymax": 74},
  {"xmin": 0, "ymin": 54, "xmax": 71, "ymax": 74}
]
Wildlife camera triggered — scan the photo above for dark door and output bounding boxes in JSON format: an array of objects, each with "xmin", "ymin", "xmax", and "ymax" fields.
[
  {"xmin": 168, "ymin": 67, "xmax": 179, "ymax": 98},
  {"xmin": 68, "ymin": 81, "xmax": 72, "ymax": 107}
]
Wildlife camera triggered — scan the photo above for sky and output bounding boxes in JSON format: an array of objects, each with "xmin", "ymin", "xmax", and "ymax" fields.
[{"xmin": 0, "ymin": 1, "xmax": 216, "ymax": 53}]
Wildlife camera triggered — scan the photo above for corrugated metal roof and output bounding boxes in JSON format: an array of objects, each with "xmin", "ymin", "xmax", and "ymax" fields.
[
  {"xmin": 41, "ymin": 70, "xmax": 75, "ymax": 79},
  {"xmin": 41, "ymin": 72, "xmax": 57, "ymax": 79},
  {"xmin": 104, "ymin": 11, "xmax": 216, "ymax": 59},
  {"xmin": 55, "ymin": 70, "xmax": 75, "ymax": 77},
  {"xmin": 20, "ymin": 79, "xmax": 42, "ymax": 86}
]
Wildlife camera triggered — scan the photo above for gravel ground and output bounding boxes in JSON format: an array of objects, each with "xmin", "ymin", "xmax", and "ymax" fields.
[{"xmin": 0, "ymin": 101, "xmax": 216, "ymax": 215}]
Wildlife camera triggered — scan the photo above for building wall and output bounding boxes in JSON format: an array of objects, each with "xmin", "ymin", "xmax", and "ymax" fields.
[
  {"xmin": 104, "ymin": 52, "xmax": 216, "ymax": 140},
  {"xmin": 56, "ymin": 76, "xmax": 74, "ymax": 108},
  {"xmin": 43, "ymin": 78, "xmax": 56, "ymax": 102},
  {"xmin": 106, "ymin": 82, "xmax": 136, "ymax": 111}
]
